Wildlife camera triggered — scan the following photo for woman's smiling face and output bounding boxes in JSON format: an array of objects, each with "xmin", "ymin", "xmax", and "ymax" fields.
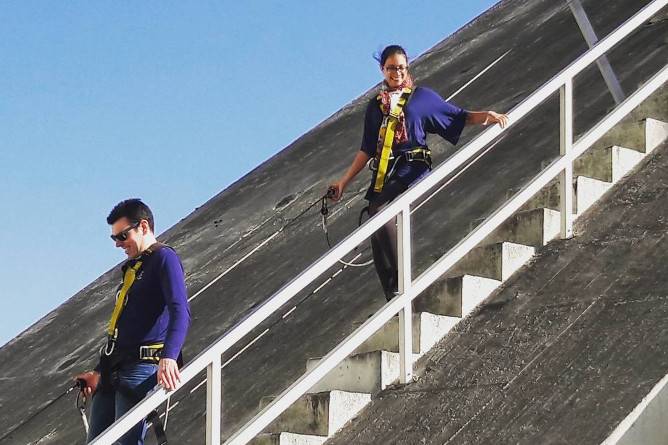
[{"xmin": 381, "ymin": 53, "xmax": 409, "ymax": 89}]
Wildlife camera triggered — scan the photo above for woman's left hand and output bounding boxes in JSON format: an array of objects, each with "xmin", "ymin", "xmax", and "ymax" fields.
[{"xmin": 483, "ymin": 111, "xmax": 509, "ymax": 128}]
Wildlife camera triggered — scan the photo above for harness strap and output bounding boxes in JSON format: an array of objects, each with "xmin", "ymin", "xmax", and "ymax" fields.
[
  {"xmin": 104, "ymin": 243, "xmax": 170, "ymax": 355},
  {"xmin": 369, "ymin": 147, "xmax": 432, "ymax": 174},
  {"xmin": 115, "ymin": 384, "xmax": 168, "ymax": 445},
  {"xmin": 147, "ymin": 410, "xmax": 168, "ymax": 445},
  {"xmin": 104, "ymin": 260, "xmax": 143, "ymax": 355},
  {"xmin": 373, "ymin": 87, "xmax": 412, "ymax": 192}
]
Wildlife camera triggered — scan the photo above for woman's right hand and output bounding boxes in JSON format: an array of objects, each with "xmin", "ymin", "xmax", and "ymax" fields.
[
  {"xmin": 328, "ymin": 151, "xmax": 370, "ymax": 202},
  {"xmin": 327, "ymin": 181, "xmax": 346, "ymax": 201}
]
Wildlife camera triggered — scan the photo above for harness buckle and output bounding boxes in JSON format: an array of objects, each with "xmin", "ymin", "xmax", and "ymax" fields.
[
  {"xmin": 139, "ymin": 344, "xmax": 164, "ymax": 362},
  {"xmin": 403, "ymin": 148, "xmax": 432, "ymax": 167}
]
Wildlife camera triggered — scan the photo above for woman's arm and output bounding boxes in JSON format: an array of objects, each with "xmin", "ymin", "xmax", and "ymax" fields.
[
  {"xmin": 329, "ymin": 151, "xmax": 371, "ymax": 201},
  {"xmin": 466, "ymin": 110, "xmax": 509, "ymax": 128}
]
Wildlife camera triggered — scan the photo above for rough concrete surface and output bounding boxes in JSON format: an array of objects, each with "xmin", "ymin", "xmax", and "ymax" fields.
[
  {"xmin": 0, "ymin": 0, "xmax": 666, "ymax": 444},
  {"xmin": 325, "ymin": 141, "xmax": 668, "ymax": 444}
]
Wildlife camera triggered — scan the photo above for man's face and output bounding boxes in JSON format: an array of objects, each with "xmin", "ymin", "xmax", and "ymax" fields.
[{"xmin": 110, "ymin": 217, "xmax": 145, "ymax": 259}]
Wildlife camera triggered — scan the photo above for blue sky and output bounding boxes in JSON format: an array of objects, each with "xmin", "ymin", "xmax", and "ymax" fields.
[{"xmin": 0, "ymin": 1, "xmax": 498, "ymax": 347}]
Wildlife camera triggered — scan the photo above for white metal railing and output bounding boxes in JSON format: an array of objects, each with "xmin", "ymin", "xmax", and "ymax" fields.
[
  {"xmin": 89, "ymin": 1, "xmax": 668, "ymax": 443},
  {"xmin": 567, "ymin": 0, "xmax": 626, "ymax": 104}
]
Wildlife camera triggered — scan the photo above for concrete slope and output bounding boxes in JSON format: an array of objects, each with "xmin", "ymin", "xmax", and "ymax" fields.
[
  {"xmin": 0, "ymin": 1, "xmax": 666, "ymax": 444},
  {"xmin": 325, "ymin": 141, "xmax": 668, "ymax": 444}
]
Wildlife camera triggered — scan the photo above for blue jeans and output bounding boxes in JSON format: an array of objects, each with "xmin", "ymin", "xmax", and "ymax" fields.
[{"xmin": 87, "ymin": 362, "xmax": 158, "ymax": 445}]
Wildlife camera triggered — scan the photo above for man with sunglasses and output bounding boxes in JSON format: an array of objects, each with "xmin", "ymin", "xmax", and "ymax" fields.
[{"xmin": 75, "ymin": 198, "xmax": 190, "ymax": 444}]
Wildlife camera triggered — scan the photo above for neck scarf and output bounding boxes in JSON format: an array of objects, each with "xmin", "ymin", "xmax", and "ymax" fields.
[{"xmin": 378, "ymin": 79, "xmax": 413, "ymax": 150}]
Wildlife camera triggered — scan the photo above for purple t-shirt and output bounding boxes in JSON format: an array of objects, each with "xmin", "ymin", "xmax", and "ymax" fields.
[
  {"xmin": 115, "ymin": 245, "xmax": 190, "ymax": 360},
  {"xmin": 361, "ymin": 86, "xmax": 468, "ymax": 195}
]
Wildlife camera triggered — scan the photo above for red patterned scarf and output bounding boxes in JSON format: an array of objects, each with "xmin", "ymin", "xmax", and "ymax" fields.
[{"xmin": 378, "ymin": 79, "xmax": 413, "ymax": 149}]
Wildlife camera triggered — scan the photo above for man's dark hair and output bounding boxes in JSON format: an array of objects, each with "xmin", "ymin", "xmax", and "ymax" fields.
[{"xmin": 107, "ymin": 198, "xmax": 155, "ymax": 232}]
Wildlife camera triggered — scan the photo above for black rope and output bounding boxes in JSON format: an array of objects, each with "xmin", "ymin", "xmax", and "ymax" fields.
[
  {"xmin": 270, "ymin": 188, "xmax": 373, "ymax": 268},
  {"xmin": 76, "ymin": 383, "xmax": 90, "ymax": 437},
  {"xmin": 320, "ymin": 191, "xmax": 374, "ymax": 267},
  {"xmin": 281, "ymin": 192, "xmax": 331, "ymax": 231}
]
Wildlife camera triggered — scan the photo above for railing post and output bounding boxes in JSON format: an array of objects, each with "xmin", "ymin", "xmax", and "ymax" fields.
[
  {"xmin": 560, "ymin": 78, "xmax": 574, "ymax": 239},
  {"xmin": 397, "ymin": 204, "xmax": 413, "ymax": 384},
  {"xmin": 206, "ymin": 355, "xmax": 222, "ymax": 445},
  {"xmin": 566, "ymin": 0, "xmax": 625, "ymax": 104}
]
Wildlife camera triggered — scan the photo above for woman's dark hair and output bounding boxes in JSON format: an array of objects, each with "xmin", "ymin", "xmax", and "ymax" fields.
[
  {"xmin": 374, "ymin": 45, "xmax": 409, "ymax": 67},
  {"xmin": 374, "ymin": 45, "xmax": 414, "ymax": 87},
  {"xmin": 107, "ymin": 198, "xmax": 155, "ymax": 232}
]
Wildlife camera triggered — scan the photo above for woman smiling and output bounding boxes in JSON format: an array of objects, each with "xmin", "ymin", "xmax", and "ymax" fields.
[{"xmin": 329, "ymin": 44, "xmax": 508, "ymax": 301}]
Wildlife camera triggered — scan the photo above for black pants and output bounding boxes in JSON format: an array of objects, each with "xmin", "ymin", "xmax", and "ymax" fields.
[{"xmin": 367, "ymin": 178, "xmax": 408, "ymax": 301}]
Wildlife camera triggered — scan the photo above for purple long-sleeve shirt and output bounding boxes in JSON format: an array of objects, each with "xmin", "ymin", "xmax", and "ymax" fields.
[
  {"xmin": 115, "ymin": 245, "xmax": 190, "ymax": 360},
  {"xmin": 361, "ymin": 86, "xmax": 468, "ymax": 198}
]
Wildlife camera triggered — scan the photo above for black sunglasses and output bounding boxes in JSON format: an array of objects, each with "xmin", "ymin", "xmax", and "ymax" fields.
[{"xmin": 110, "ymin": 221, "xmax": 140, "ymax": 242}]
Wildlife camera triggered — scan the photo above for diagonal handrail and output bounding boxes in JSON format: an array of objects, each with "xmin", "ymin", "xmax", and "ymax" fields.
[
  {"xmin": 226, "ymin": 63, "xmax": 668, "ymax": 445},
  {"xmin": 89, "ymin": 1, "xmax": 668, "ymax": 443}
]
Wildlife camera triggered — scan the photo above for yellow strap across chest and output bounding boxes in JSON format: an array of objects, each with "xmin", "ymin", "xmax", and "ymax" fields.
[
  {"xmin": 106, "ymin": 260, "xmax": 143, "ymax": 339},
  {"xmin": 373, "ymin": 87, "xmax": 412, "ymax": 193}
]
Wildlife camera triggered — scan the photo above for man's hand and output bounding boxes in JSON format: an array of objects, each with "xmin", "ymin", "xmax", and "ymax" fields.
[
  {"xmin": 483, "ymin": 111, "xmax": 509, "ymax": 128},
  {"xmin": 327, "ymin": 181, "xmax": 345, "ymax": 202},
  {"xmin": 157, "ymin": 358, "xmax": 181, "ymax": 390},
  {"xmin": 74, "ymin": 371, "xmax": 100, "ymax": 397}
]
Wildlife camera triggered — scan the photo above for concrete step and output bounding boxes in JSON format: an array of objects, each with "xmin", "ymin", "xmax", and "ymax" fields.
[
  {"xmin": 573, "ymin": 176, "xmax": 613, "ymax": 216},
  {"xmin": 353, "ymin": 312, "xmax": 460, "ymax": 355},
  {"xmin": 573, "ymin": 145, "xmax": 646, "ymax": 183},
  {"xmin": 251, "ymin": 432, "xmax": 327, "ymax": 445},
  {"xmin": 522, "ymin": 175, "xmax": 611, "ymax": 215},
  {"xmin": 484, "ymin": 207, "xmax": 561, "ymax": 247},
  {"xmin": 513, "ymin": 119, "xmax": 668, "ymax": 223},
  {"xmin": 306, "ymin": 350, "xmax": 419, "ymax": 394},
  {"xmin": 448, "ymin": 241, "xmax": 535, "ymax": 281},
  {"xmin": 593, "ymin": 117, "xmax": 668, "ymax": 155},
  {"xmin": 260, "ymin": 390, "xmax": 371, "ymax": 437},
  {"xmin": 414, "ymin": 274, "xmax": 501, "ymax": 317},
  {"xmin": 644, "ymin": 118, "xmax": 668, "ymax": 154}
]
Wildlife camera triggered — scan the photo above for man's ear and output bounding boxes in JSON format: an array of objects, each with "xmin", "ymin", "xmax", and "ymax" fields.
[{"xmin": 140, "ymin": 219, "xmax": 151, "ymax": 234}]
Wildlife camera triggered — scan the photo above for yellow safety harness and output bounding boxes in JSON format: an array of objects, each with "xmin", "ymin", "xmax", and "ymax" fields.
[
  {"xmin": 103, "ymin": 245, "xmax": 165, "ymax": 360},
  {"xmin": 104, "ymin": 260, "xmax": 143, "ymax": 355},
  {"xmin": 373, "ymin": 87, "xmax": 413, "ymax": 192},
  {"xmin": 105, "ymin": 261, "xmax": 142, "ymax": 349},
  {"xmin": 98, "ymin": 244, "xmax": 171, "ymax": 444}
]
